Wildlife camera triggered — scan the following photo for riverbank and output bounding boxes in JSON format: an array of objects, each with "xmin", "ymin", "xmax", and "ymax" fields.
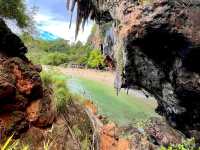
[
  {"xmin": 43, "ymin": 66, "xmax": 158, "ymax": 125},
  {"xmin": 58, "ymin": 67, "xmax": 156, "ymax": 100},
  {"xmin": 59, "ymin": 67, "xmax": 115, "ymax": 86}
]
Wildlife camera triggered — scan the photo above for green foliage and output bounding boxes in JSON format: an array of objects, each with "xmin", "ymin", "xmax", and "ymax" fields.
[
  {"xmin": 87, "ymin": 49, "xmax": 105, "ymax": 69},
  {"xmin": 160, "ymin": 138, "xmax": 200, "ymax": 150},
  {"xmin": 81, "ymin": 135, "xmax": 90, "ymax": 150},
  {"xmin": 22, "ymin": 33, "xmax": 106, "ymax": 69},
  {"xmin": 0, "ymin": 0, "xmax": 29, "ymax": 27},
  {"xmin": 40, "ymin": 70, "xmax": 71, "ymax": 113},
  {"xmin": 41, "ymin": 52, "xmax": 69, "ymax": 66},
  {"xmin": 22, "ymin": 34, "xmax": 94, "ymax": 67}
]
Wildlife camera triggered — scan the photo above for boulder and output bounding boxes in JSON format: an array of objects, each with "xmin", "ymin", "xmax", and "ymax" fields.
[
  {"xmin": 0, "ymin": 80, "xmax": 15, "ymax": 101},
  {"xmin": 145, "ymin": 118, "xmax": 183, "ymax": 146},
  {"xmin": 26, "ymin": 90, "xmax": 55, "ymax": 127},
  {"xmin": 0, "ymin": 19, "xmax": 54, "ymax": 138},
  {"xmin": 0, "ymin": 111, "xmax": 28, "ymax": 139}
]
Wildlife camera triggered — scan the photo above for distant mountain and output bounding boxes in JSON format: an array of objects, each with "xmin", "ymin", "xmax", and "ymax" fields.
[{"xmin": 38, "ymin": 30, "xmax": 60, "ymax": 41}]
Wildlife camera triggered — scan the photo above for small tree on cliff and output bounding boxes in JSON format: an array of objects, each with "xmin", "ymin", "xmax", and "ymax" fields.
[
  {"xmin": 0, "ymin": 0, "xmax": 30, "ymax": 27},
  {"xmin": 87, "ymin": 49, "xmax": 105, "ymax": 69}
]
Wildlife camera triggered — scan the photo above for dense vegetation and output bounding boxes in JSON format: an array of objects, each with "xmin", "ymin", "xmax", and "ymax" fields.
[
  {"xmin": 87, "ymin": 49, "xmax": 105, "ymax": 69},
  {"xmin": 41, "ymin": 70, "xmax": 71, "ymax": 113},
  {"xmin": 22, "ymin": 33, "xmax": 105, "ymax": 69}
]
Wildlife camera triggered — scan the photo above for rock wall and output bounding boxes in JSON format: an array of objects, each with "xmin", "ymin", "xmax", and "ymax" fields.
[
  {"xmin": 0, "ymin": 19, "xmax": 55, "ymax": 139},
  {"xmin": 117, "ymin": 0, "xmax": 200, "ymax": 139},
  {"xmin": 74, "ymin": 0, "xmax": 200, "ymax": 138}
]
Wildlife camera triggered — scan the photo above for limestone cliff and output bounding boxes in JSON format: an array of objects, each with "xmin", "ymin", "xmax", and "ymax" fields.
[{"xmin": 69, "ymin": 0, "xmax": 200, "ymax": 139}]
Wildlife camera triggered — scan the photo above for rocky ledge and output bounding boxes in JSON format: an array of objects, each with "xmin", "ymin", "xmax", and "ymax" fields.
[
  {"xmin": 0, "ymin": 19, "xmax": 55, "ymax": 140},
  {"xmin": 118, "ymin": 0, "xmax": 200, "ymax": 139}
]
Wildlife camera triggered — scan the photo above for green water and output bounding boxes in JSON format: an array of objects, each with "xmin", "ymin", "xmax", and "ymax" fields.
[{"xmin": 68, "ymin": 76, "xmax": 157, "ymax": 126}]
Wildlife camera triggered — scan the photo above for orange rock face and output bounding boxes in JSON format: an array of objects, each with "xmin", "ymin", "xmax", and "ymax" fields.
[
  {"xmin": 0, "ymin": 111, "xmax": 28, "ymax": 138},
  {"xmin": 13, "ymin": 65, "xmax": 33, "ymax": 95},
  {"xmin": 0, "ymin": 19, "xmax": 55, "ymax": 141},
  {"xmin": 84, "ymin": 100, "xmax": 97, "ymax": 114},
  {"xmin": 100, "ymin": 123, "xmax": 130, "ymax": 150},
  {"xmin": 26, "ymin": 100, "xmax": 40, "ymax": 122},
  {"xmin": 26, "ymin": 91, "xmax": 55, "ymax": 127},
  {"xmin": 0, "ymin": 56, "xmax": 55, "ymax": 139}
]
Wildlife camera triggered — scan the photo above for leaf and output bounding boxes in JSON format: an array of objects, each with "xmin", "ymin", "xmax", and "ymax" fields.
[{"xmin": 1, "ymin": 134, "xmax": 14, "ymax": 150}]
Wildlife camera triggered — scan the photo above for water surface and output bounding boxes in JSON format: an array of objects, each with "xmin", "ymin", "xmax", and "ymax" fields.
[{"xmin": 67, "ymin": 76, "xmax": 158, "ymax": 126}]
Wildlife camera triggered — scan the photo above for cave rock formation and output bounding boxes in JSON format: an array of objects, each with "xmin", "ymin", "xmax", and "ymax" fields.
[{"xmin": 73, "ymin": 0, "xmax": 200, "ymax": 138}]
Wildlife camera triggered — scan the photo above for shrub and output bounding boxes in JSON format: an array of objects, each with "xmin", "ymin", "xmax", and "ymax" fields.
[
  {"xmin": 41, "ymin": 70, "xmax": 71, "ymax": 113},
  {"xmin": 23, "ymin": 35, "xmax": 93, "ymax": 67},
  {"xmin": 160, "ymin": 138, "xmax": 200, "ymax": 150},
  {"xmin": 87, "ymin": 49, "xmax": 105, "ymax": 69},
  {"xmin": 41, "ymin": 52, "xmax": 69, "ymax": 66},
  {"xmin": 53, "ymin": 77, "xmax": 71, "ymax": 113}
]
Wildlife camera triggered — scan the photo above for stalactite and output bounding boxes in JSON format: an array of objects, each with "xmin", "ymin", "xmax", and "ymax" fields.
[
  {"xmin": 66, "ymin": 0, "xmax": 113, "ymax": 39},
  {"xmin": 70, "ymin": 0, "xmax": 76, "ymax": 12},
  {"xmin": 75, "ymin": 1, "xmax": 81, "ymax": 39},
  {"xmin": 82, "ymin": 17, "xmax": 87, "ymax": 31},
  {"xmin": 67, "ymin": 0, "xmax": 93, "ymax": 38},
  {"xmin": 66, "ymin": 0, "xmax": 71, "ymax": 10},
  {"xmin": 66, "ymin": 0, "xmax": 110, "ymax": 39}
]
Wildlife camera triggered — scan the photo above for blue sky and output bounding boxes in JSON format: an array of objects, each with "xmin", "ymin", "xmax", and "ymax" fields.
[{"xmin": 25, "ymin": 0, "xmax": 93, "ymax": 43}]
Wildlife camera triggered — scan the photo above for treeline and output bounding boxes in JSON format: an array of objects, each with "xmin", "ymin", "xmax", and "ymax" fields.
[{"xmin": 21, "ymin": 33, "xmax": 105, "ymax": 69}]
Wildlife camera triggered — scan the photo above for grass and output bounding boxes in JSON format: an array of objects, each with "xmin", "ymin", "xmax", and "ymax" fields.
[
  {"xmin": 0, "ymin": 135, "xmax": 29, "ymax": 150},
  {"xmin": 40, "ymin": 70, "xmax": 72, "ymax": 114},
  {"xmin": 67, "ymin": 76, "xmax": 158, "ymax": 126},
  {"xmin": 40, "ymin": 69, "xmax": 93, "ymax": 149}
]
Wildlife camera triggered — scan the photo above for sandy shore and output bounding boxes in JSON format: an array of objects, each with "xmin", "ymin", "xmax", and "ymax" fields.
[{"xmin": 58, "ymin": 67, "xmax": 115, "ymax": 86}]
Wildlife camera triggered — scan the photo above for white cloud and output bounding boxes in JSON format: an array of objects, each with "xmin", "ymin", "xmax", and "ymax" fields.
[{"xmin": 34, "ymin": 14, "xmax": 93, "ymax": 43}]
